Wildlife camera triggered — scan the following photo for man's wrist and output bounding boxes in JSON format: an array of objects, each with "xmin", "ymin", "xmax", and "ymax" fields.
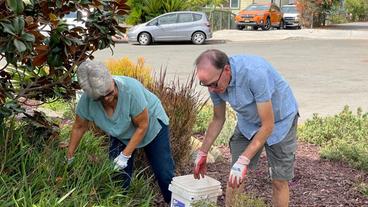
[
  {"xmin": 198, "ymin": 148, "xmax": 208, "ymax": 156},
  {"xmin": 237, "ymin": 155, "xmax": 250, "ymax": 165}
]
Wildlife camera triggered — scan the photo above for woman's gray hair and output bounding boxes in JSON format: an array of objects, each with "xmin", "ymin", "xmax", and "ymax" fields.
[{"xmin": 77, "ymin": 60, "xmax": 113, "ymax": 100}]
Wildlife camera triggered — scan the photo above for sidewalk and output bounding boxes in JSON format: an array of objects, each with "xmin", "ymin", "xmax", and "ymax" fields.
[{"xmin": 212, "ymin": 27, "xmax": 368, "ymax": 42}]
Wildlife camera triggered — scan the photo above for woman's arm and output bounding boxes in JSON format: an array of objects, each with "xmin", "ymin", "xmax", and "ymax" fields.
[
  {"xmin": 67, "ymin": 115, "xmax": 89, "ymax": 159},
  {"xmin": 122, "ymin": 108, "xmax": 149, "ymax": 156}
]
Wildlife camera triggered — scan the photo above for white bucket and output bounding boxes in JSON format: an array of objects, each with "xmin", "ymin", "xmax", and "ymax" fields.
[{"xmin": 169, "ymin": 174, "xmax": 222, "ymax": 207}]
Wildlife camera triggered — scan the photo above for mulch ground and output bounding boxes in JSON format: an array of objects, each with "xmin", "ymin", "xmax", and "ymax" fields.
[
  {"xmin": 207, "ymin": 142, "xmax": 368, "ymax": 207},
  {"xmin": 156, "ymin": 141, "xmax": 368, "ymax": 207}
]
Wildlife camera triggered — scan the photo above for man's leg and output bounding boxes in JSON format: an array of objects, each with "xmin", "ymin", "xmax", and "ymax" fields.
[
  {"xmin": 143, "ymin": 119, "xmax": 175, "ymax": 204},
  {"xmin": 265, "ymin": 115, "xmax": 298, "ymax": 207},
  {"xmin": 226, "ymin": 126, "xmax": 262, "ymax": 207},
  {"xmin": 272, "ymin": 179, "xmax": 289, "ymax": 207}
]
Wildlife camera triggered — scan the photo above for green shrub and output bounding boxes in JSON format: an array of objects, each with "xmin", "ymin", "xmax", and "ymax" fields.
[
  {"xmin": 193, "ymin": 103, "xmax": 237, "ymax": 146},
  {"xmin": 329, "ymin": 14, "xmax": 348, "ymax": 24},
  {"xmin": 298, "ymin": 106, "xmax": 368, "ymax": 171},
  {"xmin": 0, "ymin": 118, "xmax": 155, "ymax": 206},
  {"xmin": 42, "ymin": 98, "xmax": 74, "ymax": 120},
  {"xmin": 231, "ymin": 192, "xmax": 268, "ymax": 207}
]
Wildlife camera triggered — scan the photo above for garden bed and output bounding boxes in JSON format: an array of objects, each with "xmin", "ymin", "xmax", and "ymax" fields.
[{"xmin": 156, "ymin": 141, "xmax": 368, "ymax": 206}]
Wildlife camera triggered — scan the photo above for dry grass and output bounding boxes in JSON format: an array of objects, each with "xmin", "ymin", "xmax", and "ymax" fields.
[
  {"xmin": 105, "ymin": 57, "xmax": 207, "ymax": 172},
  {"xmin": 149, "ymin": 69, "xmax": 207, "ymax": 172}
]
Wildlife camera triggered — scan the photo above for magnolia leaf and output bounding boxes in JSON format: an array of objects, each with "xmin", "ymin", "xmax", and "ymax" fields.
[
  {"xmin": 0, "ymin": 22, "xmax": 16, "ymax": 35},
  {"xmin": 21, "ymin": 33, "xmax": 35, "ymax": 42},
  {"xmin": 5, "ymin": 0, "xmax": 24, "ymax": 14},
  {"xmin": 13, "ymin": 16, "xmax": 25, "ymax": 34},
  {"xmin": 55, "ymin": 0, "xmax": 62, "ymax": 8},
  {"xmin": 33, "ymin": 54, "xmax": 48, "ymax": 66},
  {"xmin": 13, "ymin": 39, "xmax": 26, "ymax": 52}
]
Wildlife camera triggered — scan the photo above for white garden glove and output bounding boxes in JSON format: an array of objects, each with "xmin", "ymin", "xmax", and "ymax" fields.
[
  {"xmin": 228, "ymin": 155, "xmax": 250, "ymax": 188},
  {"xmin": 67, "ymin": 156, "xmax": 74, "ymax": 165},
  {"xmin": 113, "ymin": 152, "xmax": 131, "ymax": 170}
]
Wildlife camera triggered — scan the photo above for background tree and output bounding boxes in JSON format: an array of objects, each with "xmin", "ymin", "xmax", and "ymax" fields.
[
  {"xmin": 0, "ymin": 0, "xmax": 128, "ymax": 120},
  {"xmin": 125, "ymin": 0, "xmax": 225, "ymax": 25},
  {"xmin": 345, "ymin": 0, "xmax": 368, "ymax": 21},
  {"xmin": 297, "ymin": 0, "xmax": 338, "ymax": 27}
]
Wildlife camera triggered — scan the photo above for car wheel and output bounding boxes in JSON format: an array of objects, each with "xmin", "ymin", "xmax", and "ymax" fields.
[
  {"xmin": 237, "ymin": 25, "xmax": 245, "ymax": 30},
  {"xmin": 278, "ymin": 20, "xmax": 284, "ymax": 30},
  {"xmin": 192, "ymin": 31, "xmax": 206, "ymax": 45},
  {"xmin": 262, "ymin": 18, "xmax": 271, "ymax": 30},
  {"xmin": 138, "ymin": 32, "xmax": 151, "ymax": 45}
]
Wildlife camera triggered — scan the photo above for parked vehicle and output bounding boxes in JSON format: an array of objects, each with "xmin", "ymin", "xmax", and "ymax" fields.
[
  {"xmin": 234, "ymin": 3, "xmax": 284, "ymax": 30},
  {"xmin": 127, "ymin": 11, "xmax": 212, "ymax": 45},
  {"xmin": 281, "ymin": 4, "xmax": 301, "ymax": 29},
  {"xmin": 63, "ymin": 11, "xmax": 88, "ymax": 29}
]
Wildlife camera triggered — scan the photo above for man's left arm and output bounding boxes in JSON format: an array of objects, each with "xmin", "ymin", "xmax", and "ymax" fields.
[
  {"xmin": 241, "ymin": 101, "xmax": 274, "ymax": 159},
  {"xmin": 228, "ymin": 101, "xmax": 274, "ymax": 188}
]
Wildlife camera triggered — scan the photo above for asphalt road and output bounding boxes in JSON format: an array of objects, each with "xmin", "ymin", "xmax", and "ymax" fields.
[{"xmin": 94, "ymin": 39, "xmax": 368, "ymax": 122}]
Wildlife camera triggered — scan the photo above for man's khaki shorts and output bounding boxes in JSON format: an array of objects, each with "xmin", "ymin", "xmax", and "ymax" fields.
[{"xmin": 229, "ymin": 115, "xmax": 298, "ymax": 180}]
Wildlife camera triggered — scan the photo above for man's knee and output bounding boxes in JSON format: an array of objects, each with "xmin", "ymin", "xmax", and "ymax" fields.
[{"xmin": 272, "ymin": 179, "xmax": 288, "ymax": 191}]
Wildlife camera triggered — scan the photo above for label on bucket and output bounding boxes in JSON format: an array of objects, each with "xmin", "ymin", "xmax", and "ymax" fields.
[{"xmin": 172, "ymin": 198, "xmax": 185, "ymax": 207}]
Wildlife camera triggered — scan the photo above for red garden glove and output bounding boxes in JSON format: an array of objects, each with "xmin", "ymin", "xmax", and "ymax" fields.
[
  {"xmin": 228, "ymin": 155, "xmax": 250, "ymax": 188},
  {"xmin": 193, "ymin": 149, "xmax": 208, "ymax": 179}
]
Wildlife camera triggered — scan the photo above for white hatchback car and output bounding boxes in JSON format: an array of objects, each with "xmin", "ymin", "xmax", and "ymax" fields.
[
  {"xmin": 281, "ymin": 5, "xmax": 301, "ymax": 29},
  {"xmin": 127, "ymin": 11, "xmax": 212, "ymax": 45}
]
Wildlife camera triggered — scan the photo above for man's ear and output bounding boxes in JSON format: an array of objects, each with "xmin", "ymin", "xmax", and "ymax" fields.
[{"xmin": 225, "ymin": 64, "xmax": 231, "ymax": 72}]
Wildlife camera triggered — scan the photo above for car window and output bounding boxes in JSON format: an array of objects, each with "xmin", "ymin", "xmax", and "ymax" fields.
[
  {"xmin": 147, "ymin": 19, "xmax": 158, "ymax": 26},
  {"xmin": 64, "ymin": 12, "xmax": 77, "ymax": 19},
  {"xmin": 158, "ymin": 14, "xmax": 177, "ymax": 25},
  {"xmin": 178, "ymin": 13, "xmax": 193, "ymax": 23},
  {"xmin": 281, "ymin": 6, "xmax": 298, "ymax": 13},
  {"xmin": 193, "ymin": 14, "xmax": 202, "ymax": 21},
  {"xmin": 245, "ymin": 4, "xmax": 269, "ymax": 11}
]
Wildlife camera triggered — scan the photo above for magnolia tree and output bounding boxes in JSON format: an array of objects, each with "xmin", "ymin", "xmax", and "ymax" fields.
[{"xmin": 0, "ymin": 0, "xmax": 128, "ymax": 119}]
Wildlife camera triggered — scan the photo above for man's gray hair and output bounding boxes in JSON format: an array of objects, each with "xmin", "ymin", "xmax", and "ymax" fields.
[
  {"xmin": 77, "ymin": 60, "xmax": 113, "ymax": 100},
  {"xmin": 195, "ymin": 49, "xmax": 229, "ymax": 70}
]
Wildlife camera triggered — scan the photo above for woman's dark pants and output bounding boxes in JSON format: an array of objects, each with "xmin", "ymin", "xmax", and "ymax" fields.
[{"xmin": 109, "ymin": 120, "xmax": 175, "ymax": 203}]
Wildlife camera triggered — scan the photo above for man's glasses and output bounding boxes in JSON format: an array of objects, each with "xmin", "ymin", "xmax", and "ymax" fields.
[{"xmin": 199, "ymin": 68, "xmax": 224, "ymax": 88}]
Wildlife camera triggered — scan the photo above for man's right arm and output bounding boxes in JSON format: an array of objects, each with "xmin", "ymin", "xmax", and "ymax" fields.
[
  {"xmin": 200, "ymin": 102, "xmax": 226, "ymax": 153},
  {"xmin": 67, "ymin": 115, "xmax": 89, "ymax": 159}
]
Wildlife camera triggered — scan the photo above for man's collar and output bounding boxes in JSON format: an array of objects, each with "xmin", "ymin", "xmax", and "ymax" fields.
[{"xmin": 228, "ymin": 64, "xmax": 235, "ymax": 87}]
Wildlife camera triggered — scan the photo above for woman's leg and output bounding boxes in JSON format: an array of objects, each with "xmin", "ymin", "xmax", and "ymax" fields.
[
  {"xmin": 143, "ymin": 120, "xmax": 175, "ymax": 203},
  {"xmin": 109, "ymin": 136, "xmax": 135, "ymax": 189}
]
